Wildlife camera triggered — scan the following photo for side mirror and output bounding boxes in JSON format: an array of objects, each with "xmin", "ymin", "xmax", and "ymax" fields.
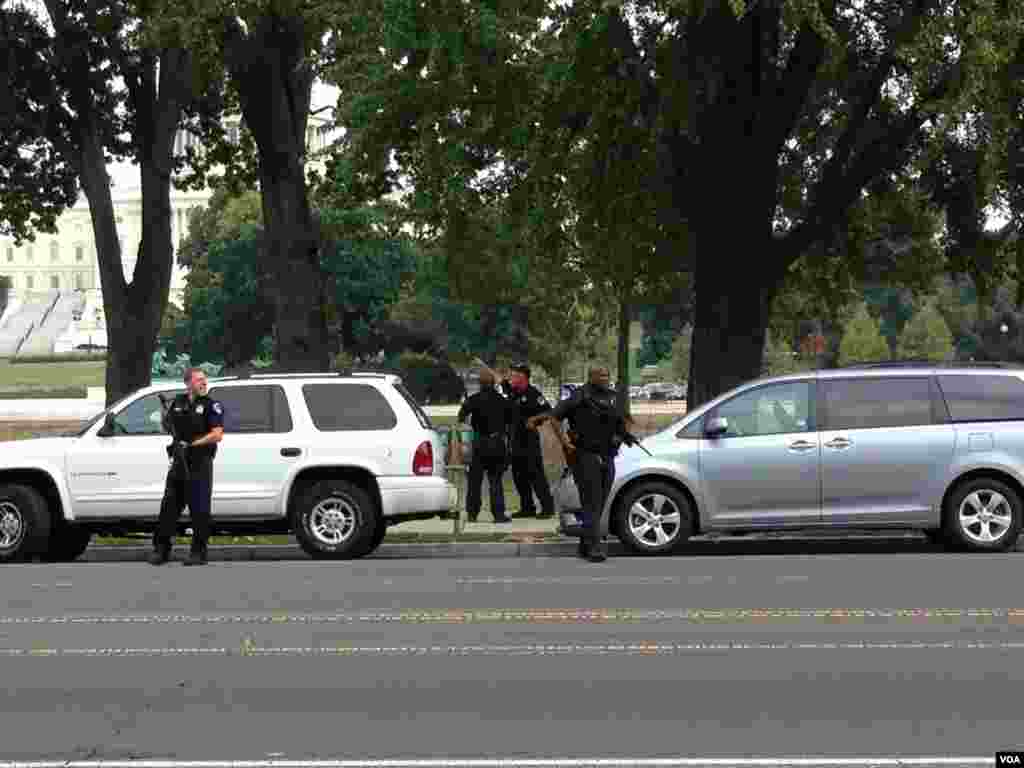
[
  {"xmin": 97, "ymin": 413, "xmax": 116, "ymax": 437},
  {"xmin": 705, "ymin": 416, "xmax": 729, "ymax": 438}
]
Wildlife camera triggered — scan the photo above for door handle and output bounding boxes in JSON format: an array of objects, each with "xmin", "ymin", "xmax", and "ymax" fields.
[
  {"xmin": 280, "ymin": 447, "xmax": 301, "ymax": 457},
  {"xmin": 824, "ymin": 437, "xmax": 852, "ymax": 450},
  {"xmin": 788, "ymin": 440, "xmax": 816, "ymax": 452}
]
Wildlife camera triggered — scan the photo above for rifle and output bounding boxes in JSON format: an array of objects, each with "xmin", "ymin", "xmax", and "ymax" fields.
[{"xmin": 158, "ymin": 393, "xmax": 190, "ymax": 484}]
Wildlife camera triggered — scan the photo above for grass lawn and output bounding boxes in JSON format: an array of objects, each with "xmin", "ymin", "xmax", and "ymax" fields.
[{"xmin": 0, "ymin": 360, "xmax": 106, "ymax": 389}]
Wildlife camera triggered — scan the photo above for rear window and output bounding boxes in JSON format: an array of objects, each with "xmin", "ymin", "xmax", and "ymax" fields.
[
  {"xmin": 302, "ymin": 383, "xmax": 398, "ymax": 431},
  {"xmin": 937, "ymin": 375, "xmax": 1024, "ymax": 422},
  {"xmin": 393, "ymin": 382, "xmax": 433, "ymax": 429}
]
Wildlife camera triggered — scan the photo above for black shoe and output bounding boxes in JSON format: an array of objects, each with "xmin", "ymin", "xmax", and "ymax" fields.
[
  {"xmin": 493, "ymin": 516, "xmax": 513, "ymax": 524},
  {"xmin": 148, "ymin": 549, "xmax": 171, "ymax": 566},
  {"xmin": 184, "ymin": 550, "xmax": 208, "ymax": 566},
  {"xmin": 537, "ymin": 511, "xmax": 555, "ymax": 519},
  {"xmin": 585, "ymin": 539, "xmax": 607, "ymax": 563},
  {"xmin": 511, "ymin": 510, "xmax": 536, "ymax": 519},
  {"xmin": 467, "ymin": 515, "xmax": 479, "ymax": 523}
]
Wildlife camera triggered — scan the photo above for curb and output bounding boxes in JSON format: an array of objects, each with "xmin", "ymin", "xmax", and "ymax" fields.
[{"xmin": 72, "ymin": 531, "xmax": 1024, "ymax": 562}]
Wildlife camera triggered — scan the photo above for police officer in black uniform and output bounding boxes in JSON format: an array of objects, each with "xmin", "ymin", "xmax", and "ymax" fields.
[
  {"xmin": 149, "ymin": 368, "xmax": 225, "ymax": 566},
  {"xmin": 474, "ymin": 358, "xmax": 555, "ymax": 519},
  {"xmin": 457, "ymin": 369, "xmax": 513, "ymax": 523},
  {"xmin": 528, "ymin": 366, "xmax": 638, "ymax": 562}
]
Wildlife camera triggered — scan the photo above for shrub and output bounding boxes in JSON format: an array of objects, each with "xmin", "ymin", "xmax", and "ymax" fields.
[
  {"xmin": 0, "ymin": 386, "xmax": 87, "ymax": 399},
  {"xmin": 10, "ymin": 353, "xmax": 106, "ymax": 364}
]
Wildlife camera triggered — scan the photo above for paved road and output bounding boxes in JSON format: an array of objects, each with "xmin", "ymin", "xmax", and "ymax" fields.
[{"xmin": 1, "ymin": 545, "xmax": 1022, "ymax": 766}]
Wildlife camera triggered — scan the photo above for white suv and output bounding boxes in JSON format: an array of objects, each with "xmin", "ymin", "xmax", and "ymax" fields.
[{"xmin": 0, "ymin": 371, "xmax": 452, "ymax": 562}]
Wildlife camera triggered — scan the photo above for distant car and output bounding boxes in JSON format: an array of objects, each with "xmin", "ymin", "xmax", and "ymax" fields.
[{"xmin": 645, "ymin": 382, "xmax": 676, "ymax": 400}]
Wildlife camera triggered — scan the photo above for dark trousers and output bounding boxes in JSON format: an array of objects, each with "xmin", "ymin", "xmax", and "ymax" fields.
[
  {"xmin": 155, "ymin": 455, "xmax": 213, "ymax": 551},
  {"xmin": 465, "ymin": 456, "xmax": 506, "ymax": 521},
  {"xmin": 573, "ymin": 450, "xmax": 616, "ymax": 541},
  {"xmin": 510, "ymin": 435, "xmax": 554, "ymax": 516}
]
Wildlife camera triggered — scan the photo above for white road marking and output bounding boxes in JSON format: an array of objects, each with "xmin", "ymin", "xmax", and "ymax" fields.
[
  {"xmin": 0, "ymin": 757, "xmax": 998, "ymax": 767},
  {"xmin": 2, "ymin": 640, "xmax": 1024, "ymax": 656},
  {"xmin": 0, "ymin": 608, "xmax": 1020, "ymax": 625}
]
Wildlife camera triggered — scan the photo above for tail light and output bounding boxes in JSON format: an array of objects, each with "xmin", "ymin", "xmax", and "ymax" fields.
[{"xmin": 413, "ymin": 441, "xmax": 434, "ymax": 476}]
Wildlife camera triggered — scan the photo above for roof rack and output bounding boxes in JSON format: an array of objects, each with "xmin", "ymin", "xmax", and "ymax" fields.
[
  {"xmin": 837, "ymin": 360, "xmax": 1024, "ymax": 369},
  {"xmin": 210, "ymin": 368, "xmax": 393, "ymax": 381}
]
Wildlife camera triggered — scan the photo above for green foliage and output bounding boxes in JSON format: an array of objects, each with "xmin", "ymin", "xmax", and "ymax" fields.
[
  {"xmin": 838, "ymin": 304, "xmax": 891, "ymax": 365},
  {"xmin": 896, "ymin": 302, "xmax": 956, "ymax": 361},
  {"xmin": 389, "ymin": 352, "xmax": 465, "ymax": 405},
  {"xmin": 0, "ymin": 386, "xmax": 87, "ymax": 400},
  {"xmin": 179, "ymin": 232, "xmax": 273, "ymax": 368},
  {"xmin": 0, "ymin": 5, "xmax": 82, "ymax": 244},
  {"xmin": 657, "ymin": 327, "xmax": 692, "ymax": 383},
  {"xmin": 762, "ymin": 330, "xmax": 808, "ymax": 376},
  {"xmin": 335, "ymin": 0, "xmax": 1024, "ymax": 404},
  {"xmin": 10, "ymin": 353, "xmax": 106, "ymax": 364},
  {"xmin": 151, "ymin": 350, "xmax": 223, "ymax": 380}
]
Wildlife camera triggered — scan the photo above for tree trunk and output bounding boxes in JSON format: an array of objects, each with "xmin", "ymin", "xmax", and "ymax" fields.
[
  {"xmin": 226, "ymin": 14, "xmax": 329, "ymax": 372},
  {"xmin": 261, "ymin": 169, "xmax": 328, "ymax": 370},
  {"xmin": 616, "ymin": 295, "xmax": 632, "ymax": 419},
  {"xmin": 686, "ymin": 188, "xmax": 783, "ymax": 409}
]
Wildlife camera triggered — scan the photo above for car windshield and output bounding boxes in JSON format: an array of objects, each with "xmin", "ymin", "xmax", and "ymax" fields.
[{"xmin": 71, "ymin": 407, "xmax": 111, "ymax": 437}]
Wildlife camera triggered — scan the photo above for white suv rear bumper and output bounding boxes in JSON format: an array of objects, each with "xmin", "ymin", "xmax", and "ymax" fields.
[{"xmin": 378, "ymin": 476, "xmax": 453, "ymax": 518}]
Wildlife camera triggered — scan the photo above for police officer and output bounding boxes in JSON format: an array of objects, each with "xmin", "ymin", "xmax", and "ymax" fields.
[
  {"xmin": 474, "ymin": 358, "xmax": 555, "ymax": 519},
  {"xmin": 457, "ymin": 368, "xmax": 513, "ymax": 523},
  {"xmin": 527, "ymin": 366, "xmax": 638, "ymax": 562},
  {"xmin": 149, "ymin": 368, "xmax": 225, "ymax": 566}
]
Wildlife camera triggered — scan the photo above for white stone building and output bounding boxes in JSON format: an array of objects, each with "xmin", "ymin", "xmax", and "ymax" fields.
[{"xmin": 0, "ymin": 112, "xmax": 336, "ymax": 355}]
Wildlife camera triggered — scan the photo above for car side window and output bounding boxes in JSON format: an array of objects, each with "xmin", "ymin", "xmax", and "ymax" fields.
[
  {"xmin": 208, "ymin": 385, "xmax": 292, "ymax": 434},
  {"xmin": 114, "ymin": 393, "xmax": 169, "ymax": 436},
  {"xmin": 822, "ymin": 377, "xmax": 933, "ymax": 430},
  {"xmin": 710, "ymin": 381, "xmax": 812, "ymax": 438}
]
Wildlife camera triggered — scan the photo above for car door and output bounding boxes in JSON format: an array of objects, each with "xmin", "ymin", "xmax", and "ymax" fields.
[
  {"xmin": 699, "ymin": 379, "xmax": 821, "ymax": 528},
  {"xmin": 66, "ymin": 389, "xmax": 182, "ymax": 519},
  {"xmin": 207, "ymin": 384, "xmax": 298, "ymax": 519},
  {"xmin": 818, "ymin": 376, "xmax": 955, "ymax": 526}
]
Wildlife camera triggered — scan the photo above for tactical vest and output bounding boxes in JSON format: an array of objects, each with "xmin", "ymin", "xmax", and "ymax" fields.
[{"xmin": 568, "ymin": 385, "xmax": 620, "ymax": 456}]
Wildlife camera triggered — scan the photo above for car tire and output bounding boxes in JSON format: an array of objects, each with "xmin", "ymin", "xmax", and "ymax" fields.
[
  {"xmin": 293, "ymin": 480, "xmax": 379, "ymax": 559},
  {"xmin": 922, "ymin": 528, "xmax": 948, "ymax": 550},
  {"xmin": 614, "ymin": 481, "xmax": 694, "ymax": 555},
  {"xmin": 362, "ymin": 520, "xmax": 387, "ymax": 556},
  {"xmin": 43, "ymin": 524, "xmax": 93, "ymax": 562},
  {"xmin": 0, "ymin": 484, "xmax": 52, "ymax": 563},
  {"xmin": 943, "ymin": 477, "xmax": 1022, "ymax": 553}
]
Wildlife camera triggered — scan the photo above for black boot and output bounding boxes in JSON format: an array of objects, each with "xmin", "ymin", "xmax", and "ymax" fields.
[
  {"xmin": 148, "ymin": 541, "xmax": 171, "ymax": 566},
  {"xmin": 585, "ymin": 536, "xmax": 606, "ymax": 563},
  {"xmin": 184, "ymin": 543, "xmax": 208, "ymax": 566}
]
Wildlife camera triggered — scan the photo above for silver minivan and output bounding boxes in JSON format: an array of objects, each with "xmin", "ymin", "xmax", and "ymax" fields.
[{"xmin": 569, "ymin": 362, "xmax": 1024, "ymax": 554}]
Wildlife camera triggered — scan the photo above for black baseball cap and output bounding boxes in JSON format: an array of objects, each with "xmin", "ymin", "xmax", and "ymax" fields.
[{"xmin": 510, "ymin": 363, "xmax": 531, "ymax": 378}]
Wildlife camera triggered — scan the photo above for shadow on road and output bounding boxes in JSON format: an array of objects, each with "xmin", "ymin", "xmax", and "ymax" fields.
[{"xmin": 28, "ymin": 532, "xmax": 1018, "ymax": 564}]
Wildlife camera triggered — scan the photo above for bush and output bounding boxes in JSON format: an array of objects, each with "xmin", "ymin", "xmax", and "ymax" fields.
[
  {"xmin": 11, "ymin": 353, "xmax": 107, "ymax": 364},
  {"xmin": 152, "ymin": 350, "xmax": 223, "ymax": 380},
  {"xmin": 393, "ymin": 352, "xmax": 465, "ymax": 405},
  {"xmin": 0, "ymin": 386, "xmax": 87, "ymax": 399}
]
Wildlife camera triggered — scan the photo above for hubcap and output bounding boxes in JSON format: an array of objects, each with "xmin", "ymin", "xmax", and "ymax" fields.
[
  {"xmin": 627, "ymin": 493, "xmax": 682, "ymax": 548},
  {"xmin": 309, "ymin": 496, "xmax": 357, "ymax": 547},
  {"xmin": 958, "ymin": 489, "xmax": 1014, "ymax": 545},
  {"xmin": 0, "ymin": 501, "xmax": 25, "ymax": 550}
]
